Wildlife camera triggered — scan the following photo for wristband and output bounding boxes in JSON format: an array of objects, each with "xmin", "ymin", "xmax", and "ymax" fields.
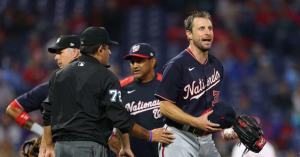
[
  {"xmin": 9, "ymin": 100, "xmax": 32, "ymax": 127},
  {"xmin": 148, "ymin": 130, "xmax": 153, "ymax": 142},
  {"xmin": 16, "ymin": 112, "xmax": 30, "ymax": 127},
  {"xmin": 30, "ymin": 123, "xmax": 43, "ymax": 136},
  {"xmin": 9, "ymin": 100, "xmax": 24, "ymax": 110}
]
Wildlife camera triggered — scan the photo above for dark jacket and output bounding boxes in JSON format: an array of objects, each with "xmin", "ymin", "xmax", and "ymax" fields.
[{"xmin": 43, "ymin": 54, "xmax": 134, "ymax": 146}]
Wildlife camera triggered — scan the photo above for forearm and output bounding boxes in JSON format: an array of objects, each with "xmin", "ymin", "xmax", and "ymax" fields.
[
  {"xmin": 6, "ymin": 100, "xmax": 32, "ymax": 128},
  {"xmin": 130, "ymin": 123, "xmax": 150, "ymax": 140},
  {"xmin": 38, "ymin": 134, "xmax": 47, "ymax": 157},
  {"xmin": 43, "ymin": 125, "xmax": 55, "ymax": 157},
  {"xmin": 40, "ymin": 134, "xmax": 46, "ymax": 148},
  {"xmin": 43, "ymin": 126, "xmax": 53, "ymax": 146},
  {"xmin": 6, "ymin": 100, "xmax": 43, "ymax": 135},
  {"xmin": 160, "ymin": 100, "xmax": 197, "ymax": 127}
]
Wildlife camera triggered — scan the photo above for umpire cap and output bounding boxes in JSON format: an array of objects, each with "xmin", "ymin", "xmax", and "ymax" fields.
[
  {"xmin": 48, "ymin": 35, "xmax": 80, "ymax": 53},
  {"xmin": 124, "ymin": 43, "xmax": 156, "ymax": 60},
  {"xmin": 208, "ymin": 102, "xmax": 236, "ymax": 129},
  {"xmin": 80, "ymin": 27, "xmax": 118, "ymax": 46}
]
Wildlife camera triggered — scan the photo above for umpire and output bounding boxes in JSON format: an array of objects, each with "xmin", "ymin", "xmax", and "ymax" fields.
[{"xmin": 43, "ymin": 27, "xmax": 135, "ymax": 157}]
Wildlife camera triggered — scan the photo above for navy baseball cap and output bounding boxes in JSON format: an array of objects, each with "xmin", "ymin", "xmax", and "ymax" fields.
[
  {"xmin": 124, "ymin": 43, "xmax": 156, "ymax": 60},
  {"xmin": 48, "ymin": 35, "xmax": 80, "ymax": 53},
  {"xmin": 208, "ymin": 102, "xmax": 236, "ymax": 129},
  {"xmin": 80, "ymin": 26, "xmax": 118, "ymax": 46}
]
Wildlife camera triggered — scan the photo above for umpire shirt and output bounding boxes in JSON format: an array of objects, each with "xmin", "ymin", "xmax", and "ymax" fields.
[{"xmin": 43, "ymin": 54, "xmax": 134, "ymax": 146}]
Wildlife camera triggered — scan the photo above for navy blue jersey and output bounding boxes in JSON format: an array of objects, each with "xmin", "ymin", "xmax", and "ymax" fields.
[
  {"xmin": 120, "ymin": 73, "xmax": 164, "ymax": 157},
  {"xmin": 155, "ymin": 48, "xmax": 223, "ymax": 127},
  {"xmin": 16, "ymin": 81, "xmax": 49, "ymax": 112}
]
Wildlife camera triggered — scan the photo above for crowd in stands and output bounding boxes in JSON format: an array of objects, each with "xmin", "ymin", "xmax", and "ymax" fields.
[{"xmin": 0, "ymin": 0, "xmax": 299, "ymax": 156}]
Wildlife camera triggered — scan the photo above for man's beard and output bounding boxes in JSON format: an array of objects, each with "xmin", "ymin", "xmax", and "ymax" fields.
[{"xmin": 193, "ymin": 40, "xmax": 210, "ymax": 52}]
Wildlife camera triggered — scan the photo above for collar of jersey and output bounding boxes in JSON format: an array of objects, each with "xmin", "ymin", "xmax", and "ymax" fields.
[{"xmin": 185, "ymin": 47, "xmax": 208, "ymax": 65}]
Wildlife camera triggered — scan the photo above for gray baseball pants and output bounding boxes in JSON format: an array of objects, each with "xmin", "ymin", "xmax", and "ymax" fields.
[{"xmin": 159, "ymin": 125, "xmax": 221, "ymax": 157}]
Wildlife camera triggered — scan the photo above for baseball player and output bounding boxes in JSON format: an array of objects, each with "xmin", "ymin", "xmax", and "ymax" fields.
[
  {"xmin": 5, "ymin": 35, "xmax": 81, "ymax": 156},
  {"xmin": 108, "ymin": 43, "xmax": 175, "ymax": 157},
  {"xmin": 120, "ymin": 43, "xmax": 167, "ymax": 157},
  {"xmin": 155, "ymin": 11, "xmax": 223, "ymax": 157}
]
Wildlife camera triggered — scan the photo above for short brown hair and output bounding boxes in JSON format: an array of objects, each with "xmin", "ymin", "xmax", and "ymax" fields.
[
  {"xmin": 184, "ymin": 11, "xmax": 212, "ymax": 31},
  {"xmin": 80, "ymin": 44, "xmax": 107, "ymax": 55}
]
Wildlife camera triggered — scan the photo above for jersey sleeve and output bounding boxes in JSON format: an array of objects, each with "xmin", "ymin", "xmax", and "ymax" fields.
[
  {"xmin": 104, "ymin": 74, "xmax": 134, "ymax": 133},
  {"xmin": 155, "ymin": 62, "xmax": 181, "ymax": 103},
  {"xmin": 16, "ymin": 81, "xmax": 49, "ymax": 112}
]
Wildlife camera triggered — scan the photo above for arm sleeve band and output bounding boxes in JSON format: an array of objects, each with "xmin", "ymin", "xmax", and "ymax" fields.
[{"xmin": 9, "ymin": 100, "xmax": 32, "ymax": 127}]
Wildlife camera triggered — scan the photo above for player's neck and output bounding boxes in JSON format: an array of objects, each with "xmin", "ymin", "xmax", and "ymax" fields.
[
  {"xmin": 138, "ymin": 70, "xmax": 155, "ymax": 84},
  {"xmin": 188, "ymin": 45, "xmax": 208, "ymax": 64}
]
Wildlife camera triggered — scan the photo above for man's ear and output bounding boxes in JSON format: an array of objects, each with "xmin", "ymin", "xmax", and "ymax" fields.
[
  {"xmin": 151, "ymin": 58, "xmax": 157, "ymax": 68},
  {"xmin": 72, "ymin": 49, "xmax": 80, "ymax": 58},
  {"xmin": 186, "ymin": 30, "xmax": 192, "ymax": 40},
  {"xmin": 98, "ymin": 45, "xmax": 103, "ymax": 53}
]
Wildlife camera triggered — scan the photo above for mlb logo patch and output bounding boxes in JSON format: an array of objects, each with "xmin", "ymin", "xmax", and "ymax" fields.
[
  {"xmin": 78, "ymin": 61, "xmax": 85, "ymax": 67},
  {"xmin": 131, "ymin": 44, "xmax": 140, "ymax": 53}
]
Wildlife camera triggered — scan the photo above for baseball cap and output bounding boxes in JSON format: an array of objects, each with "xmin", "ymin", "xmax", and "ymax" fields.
[
  {"xmin": 80, "ymin": 26, "xmax": 118, "ymax": 46},
  {"xmin": 48, "ymin": 35, "xmax": 80, "ymax": 53},
  {"xmin": 208, "ymin": 102, "xmax": 236, "ymax": 129},
  {"xmin": 124, "ymin": 43, "xmax": 156, "ymax": 60}
]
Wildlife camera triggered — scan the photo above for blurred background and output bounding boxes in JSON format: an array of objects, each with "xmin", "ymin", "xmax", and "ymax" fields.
[{"xmin": 0, "ymin": 0, "xmax": 299, "ymax": 156}]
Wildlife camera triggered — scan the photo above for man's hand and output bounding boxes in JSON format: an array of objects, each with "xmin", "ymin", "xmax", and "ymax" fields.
[
  {"xmin": 151, "ymin": 128, "xmax": 174, "ymax": 144},
  {"xmin": 44, "ymin": 144, "xmax": 55, "ymax": 157},
  {"xmin": 119, "ymin": 147, "xmax": 134, "ymax": 157},
  {"xmin": 108, "ymin": 131, "xmax": 122, "ymax": 155},
  {"xmin": 118, "ymin": 133, "xmax": 134, "ymax": 157},
  {"xmin": 38, "ymin": 147, "xmax": 46, "ymax": 157},
  {"xmin": 38, "ymin": 135, "xmax": 46, "ymax": 157},
  {"xmin": 194, "ymin": 110, "xmax": 221, "ymax": 132}
]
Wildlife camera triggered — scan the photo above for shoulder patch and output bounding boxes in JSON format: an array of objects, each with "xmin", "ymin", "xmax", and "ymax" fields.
[
  {"xmin": 120, "ymin": 76, "xmax": 135, "ymax": 88},
  {"xmin": 156, "ymin": 73, "xmax": 162, "ymax": 81}
]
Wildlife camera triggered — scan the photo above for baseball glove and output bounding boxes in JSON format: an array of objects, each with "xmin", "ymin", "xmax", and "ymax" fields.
[
  {"xmin": 21, "ymin": 137, "xmax": 41, "ymax": 157},
  {"xmin": 232, "ymin": 115, "xmax": 266, "ymax": 153}
]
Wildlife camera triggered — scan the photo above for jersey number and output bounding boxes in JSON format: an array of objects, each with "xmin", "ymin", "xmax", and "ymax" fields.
[
  {"xmin": 211, "ymin": 90, "xmax": 220, "ymax": 106},
  {"xmin": 109, "ymin": 89, "xmax": 122, "ymax": 102}
]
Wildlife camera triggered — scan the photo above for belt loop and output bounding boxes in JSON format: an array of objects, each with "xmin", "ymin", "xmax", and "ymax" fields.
[
  {"xmin": 182, "ymin": 124, "xmax": 189, "ymax": 131},
  {"xmin": 192, "ymin": 128, "xmax": 196, "ymax": 134}
]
